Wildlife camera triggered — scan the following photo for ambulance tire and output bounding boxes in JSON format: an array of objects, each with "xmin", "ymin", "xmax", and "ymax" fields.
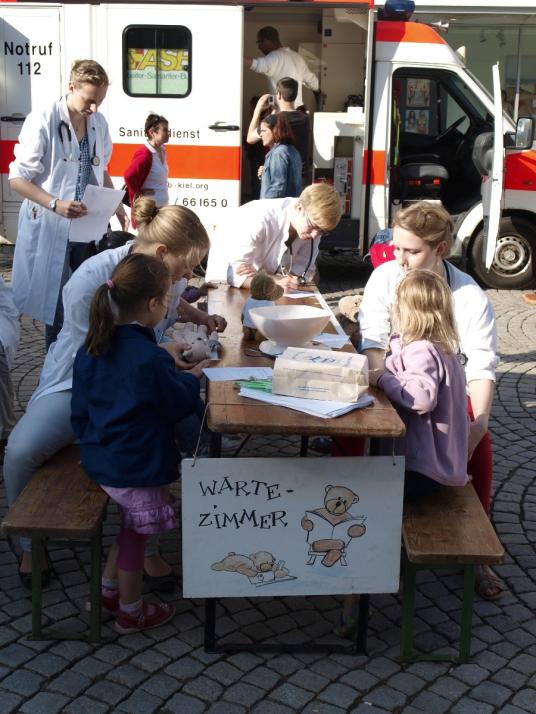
[{"xmin": 470, "ymin": 216, "xmax": 536, "ymax": 290}]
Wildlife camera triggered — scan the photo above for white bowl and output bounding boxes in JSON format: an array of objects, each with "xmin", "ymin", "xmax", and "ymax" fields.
[{"xmin": 248, "ymin": 305, "xmax": 331, "ymax": 351}]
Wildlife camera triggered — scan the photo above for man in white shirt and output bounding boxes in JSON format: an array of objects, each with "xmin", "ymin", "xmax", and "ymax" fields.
[{"xmin": 245, "ymin": 26, "xmax": 319, "ymax": 110}]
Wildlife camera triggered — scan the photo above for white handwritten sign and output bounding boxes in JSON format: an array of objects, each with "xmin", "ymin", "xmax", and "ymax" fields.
[{"xmin": 182, "ymin": 457, "xmax": 404, "ymax": 598}]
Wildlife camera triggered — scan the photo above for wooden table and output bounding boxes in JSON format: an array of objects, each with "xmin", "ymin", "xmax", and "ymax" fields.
[
  {"xmin": 206, "ymin": 284, "xmax": 405, "ymax": 442},
  {"xmin": 202, "ymin": 284, "xmax": 405, "ymax": 655}
]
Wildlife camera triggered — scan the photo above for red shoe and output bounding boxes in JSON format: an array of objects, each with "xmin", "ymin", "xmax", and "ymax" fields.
[
  {"xmin": 84, "ymin": 591, "xmax": 120, "ymax": 620},
  {"xmin": 101, "ymin": 591, "xmax": 120, "ymax": 615},
  {"xmin": 115, "ymin": 601, "xmax": 176, "ymax": 634}
]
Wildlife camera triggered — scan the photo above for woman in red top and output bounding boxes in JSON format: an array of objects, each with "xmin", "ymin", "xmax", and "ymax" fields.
[{"xmin": 124, "ymin": 114, "xmax": 170, "ymax": 227}]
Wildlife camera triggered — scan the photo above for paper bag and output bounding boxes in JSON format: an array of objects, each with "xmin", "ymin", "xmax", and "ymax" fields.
[{"xmin": 272, "ymin": 347, "xmax": 369, "ymax": 403}]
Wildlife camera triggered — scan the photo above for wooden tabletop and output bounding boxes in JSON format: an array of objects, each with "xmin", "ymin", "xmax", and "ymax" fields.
[{"xmin": 206, "ymin": 284, "xmax": 405, "ymax": 439}]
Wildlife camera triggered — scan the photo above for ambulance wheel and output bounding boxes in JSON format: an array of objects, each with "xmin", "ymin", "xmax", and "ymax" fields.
[{"xmin": 470, "ymin": 216, "xmax": 536, "ymax": 289}]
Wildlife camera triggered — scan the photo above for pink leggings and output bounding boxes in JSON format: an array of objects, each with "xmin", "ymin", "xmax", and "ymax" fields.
[{"xmin": 116, "ymin": 527, "xmax": 148, "ymax": 572}]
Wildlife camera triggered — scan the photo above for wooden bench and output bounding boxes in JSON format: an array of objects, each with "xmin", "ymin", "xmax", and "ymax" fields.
[
  {"xmin": 401, "ymin": 483, "xmax": 504, "ymax": 663},
  {"xmin": 1, "ymin": 445, "xmax": 108, "ymax": 642}
]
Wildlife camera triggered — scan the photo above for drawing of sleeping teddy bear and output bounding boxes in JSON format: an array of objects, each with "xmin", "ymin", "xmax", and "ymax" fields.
[
  {"xmin": 211, "ymin": 551, "xmax": 289, "ymax": 584},
  {"xmin": 301, "ymin": 485, "xmax": 367, "ymax": 567}
]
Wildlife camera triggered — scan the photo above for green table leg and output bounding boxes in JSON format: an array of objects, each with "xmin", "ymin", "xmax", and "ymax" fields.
[
  {"xmin": 459, "ymin": 565, "xmax": 475, "ymax": 663},
  {"xmin": 89, "ymin": 528, "xmax": 103, "ymax": 643},
  {"xmin": 31, "ymin": 537, "xmax": 43, "ymax": 639},
  {"xmin": 400, "ymin": 559, "xmax": 416, "ymax": 660}
]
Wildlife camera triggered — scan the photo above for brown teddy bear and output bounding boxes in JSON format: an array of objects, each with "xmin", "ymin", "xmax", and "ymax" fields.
[
  {"xmin": 242, "ymin": 271, "xmax": 284, "ymax": 341},
  {"xmin": 301, "ymin": 485, "xmax": 366, "ymax": 567}
]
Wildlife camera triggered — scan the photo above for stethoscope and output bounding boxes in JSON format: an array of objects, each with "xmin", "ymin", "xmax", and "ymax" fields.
[
  {"xmin": 443, "ymin": 260, "xmax": 468, "ymax": 367},
  {"xmin": 58, "ymin": 120, "xmax": 100, "ymax": 166},
  {"xmin": 278, "ymin": 237, "xmax": 314, "ymax": 286}
]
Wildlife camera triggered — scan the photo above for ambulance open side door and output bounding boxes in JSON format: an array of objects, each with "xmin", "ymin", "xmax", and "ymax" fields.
[
  {"xmin": 0, "ymin": 4, "xmax": 61, "ymax": 243},
  {"xmin": 101, "ymin": 4, "xmax": 243, "ymax": 232},
  {"xmin": 480, "ymin": 64, "xmax": 504, "ymax": 272}
]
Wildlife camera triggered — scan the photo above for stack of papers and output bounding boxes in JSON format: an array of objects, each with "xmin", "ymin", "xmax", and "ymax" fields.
[
  {"xmin": 203, "ymin": 367, "xmax": 273, "ymax": 381},
  {"xmin": 239, "ymin": 387, "xmax": 374, "ymax": 419}
]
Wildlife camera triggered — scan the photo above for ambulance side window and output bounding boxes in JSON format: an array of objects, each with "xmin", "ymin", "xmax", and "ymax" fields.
[{"xmin": 123, "ymin": 25, "xmax": 192, "ymax": 98}]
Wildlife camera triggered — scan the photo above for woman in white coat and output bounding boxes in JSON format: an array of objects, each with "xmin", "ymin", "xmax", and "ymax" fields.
[{"xmin": 9, "ymin": 59, "xmax": 128, "ymax": 347}]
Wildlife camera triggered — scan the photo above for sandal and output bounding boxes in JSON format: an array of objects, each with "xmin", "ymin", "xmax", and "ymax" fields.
[
  {"xmin": 475, "ymin": 565, "xmax": 506, "ymax": 601},
  {"xmin": 143, "ymin": 571, "xmax": 177, "ymax": 595},
  {"xmin": 18, "ymin": 557, "xmax": 52, "ymax": 591},
  {"xmin": 115, "ymin": 601, "xmax": 176, "ymax": 634},
  {"xmin": 18, "ymin": 548, "xmax": 54, "ymax": 592},
  {"xmin": 333, "ymin": 611, "xmax": 360, "ymax": 639}
]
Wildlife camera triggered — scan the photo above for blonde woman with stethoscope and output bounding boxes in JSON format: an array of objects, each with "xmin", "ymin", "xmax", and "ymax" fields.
[{"xmin": 9, "ymin": 59, "xmax": 128, "ymax": 348}]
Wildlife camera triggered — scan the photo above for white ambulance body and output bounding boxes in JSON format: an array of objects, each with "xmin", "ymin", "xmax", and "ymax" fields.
[{"xmin": 1, "ymin": 0, "xmax": 535, "ymax": 289}]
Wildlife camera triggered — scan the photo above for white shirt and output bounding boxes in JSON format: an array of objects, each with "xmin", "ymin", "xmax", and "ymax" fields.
[
  {"xmin": 251, "ymin": 47, "xmax": 319, "ymax": 108},
  {"xmin": 205, "ymin": 198, "xmax": 319, "ymax": 287},
  {"xmin": 359, "ymin": 260, "xmax": 498, "ymax": 384},
  {"xmin": 143, "ymin": 141, "xmax": 169, "ymax": 206},
  {"xmin": 31, "ymin": 243, "xmax": 186, "ymax": 403},
  {"xmin": 0, "ymin": 277, "xmax": 20, "ymax": 369}
]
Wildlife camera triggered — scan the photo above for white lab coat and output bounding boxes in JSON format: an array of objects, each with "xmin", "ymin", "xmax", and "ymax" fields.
[
  {"xmin": 31, "ymin": 243, "xmax": 187, "ymax": 404},
  {"xmin": 0, "ymin": 276, "xmax": 20, "ymax": 369},
  {"xmin": 205, "ymin": 197, "xmax": 319, "ymax": 287},
  {"xmin": 9, "ymin": 96, "xmax": 112, "ymax": 325}
]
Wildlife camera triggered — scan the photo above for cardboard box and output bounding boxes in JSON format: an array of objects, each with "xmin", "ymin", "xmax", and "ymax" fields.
[{"xmin": 272, "ymin": 347, "xmax": 369, "ymax": 403}]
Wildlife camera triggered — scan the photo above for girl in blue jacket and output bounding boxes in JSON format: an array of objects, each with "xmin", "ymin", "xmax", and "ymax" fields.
[{"xmin": 72, "ymin": 253, "xmax": 204, "ymax": 634}]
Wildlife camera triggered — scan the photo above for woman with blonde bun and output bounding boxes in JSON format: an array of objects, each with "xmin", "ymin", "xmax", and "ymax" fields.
[
  {"xmin": 4, "ymin": 197, "xmax": 226, "ymax": 589},
  {"xmin": 9, "ymin": 59, "xmax": 129, "ymax": 347}
]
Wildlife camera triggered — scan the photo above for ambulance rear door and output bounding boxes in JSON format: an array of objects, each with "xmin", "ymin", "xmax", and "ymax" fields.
[
  {"xmin": 0, "ymin": 4, "xmax": 62, "ymax": 242},
  {"xmin": 101, "ymin": 3, "xmax": 243, "ymax": 232}
]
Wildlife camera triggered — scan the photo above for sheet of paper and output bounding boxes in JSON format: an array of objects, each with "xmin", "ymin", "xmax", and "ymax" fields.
[
  {"xmin": 239, "ymin": 387, "xmax": 374, "ymax": 419},
  {"xmin": 284, "ymin": 290, "xmax": 316, "ymax": 299},
  {"xmin": 314, "ymin": 290, "xmax": 350, "ymax": 339},
  {"xmin": 203, "ymin": 367, "xmax": 273, "ymax": 382},
  {"xmin": 312, "ymin": 332, "xmax": 350, "ymax": 349},
  {"xmin": 68, "ymin": 185, "xmax": 124, "ymax": 244}
]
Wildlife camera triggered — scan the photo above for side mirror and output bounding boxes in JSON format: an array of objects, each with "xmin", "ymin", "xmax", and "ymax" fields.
[{"xmin": 515, "ymin": 117, "xmax": 534, "ymax": 150}]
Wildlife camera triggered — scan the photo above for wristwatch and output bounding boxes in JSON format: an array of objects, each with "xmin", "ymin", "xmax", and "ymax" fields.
[{"xmin": 48, "ymin": 197, "xmax": 58, "ymax": 212}]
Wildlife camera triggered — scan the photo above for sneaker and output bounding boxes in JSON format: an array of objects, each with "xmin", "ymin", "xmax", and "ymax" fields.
[{"xmin": 115, "ymin": 601, "xmax": 176, "ymax": 635}]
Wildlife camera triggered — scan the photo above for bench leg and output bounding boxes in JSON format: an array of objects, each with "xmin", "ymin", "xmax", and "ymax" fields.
[
  {"xmin": 300, "ymin": 436, "xmax": 309, "ymax": 457},
  {"xmin": 459, "ymin": 565, "xmax": 475, "ymax": 663},
  {"xmin": 400, "ymin": 558, "xmax": 416, "ymax": 661},
  {"xmin": 88, "ymin": 528, "xmax": 103, "ymax": 644},
  {"xmin": 31, "ymin": 537, "xmax": 43, "ymax": 639}
]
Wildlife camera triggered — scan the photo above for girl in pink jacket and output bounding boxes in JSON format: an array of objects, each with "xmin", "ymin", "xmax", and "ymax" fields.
[
  {"xmin": 336, "ymin": 269, "xmax": 469, "ymax": 638},
  {"xmin": 372, "ymin": 269, "xmax": 470, "ymax": 501}
]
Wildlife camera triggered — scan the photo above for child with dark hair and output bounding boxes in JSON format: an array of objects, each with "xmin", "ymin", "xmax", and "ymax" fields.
[{"xmin": 71, "ymin": 253, "xmax": 204, "ymax": 634}]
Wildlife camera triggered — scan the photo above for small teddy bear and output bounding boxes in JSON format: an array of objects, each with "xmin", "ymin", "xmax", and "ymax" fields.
[
  {"xmin": 242, "ymin": 271, "xmax": 284, "ymax": 341},
  {"xmin": 171, "ymin": 322, "xmax": 221, "ymax": 363}
]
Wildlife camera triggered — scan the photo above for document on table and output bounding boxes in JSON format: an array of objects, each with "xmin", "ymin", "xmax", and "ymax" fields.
[
  {"xmin": 239, "ymin": 387, "xmax": 374, "ymax": 419},
  {"xmin": 284, "ymin": 290, "xmax": 316, "ymax": 299},
  {"xmin": 68, "ymin": 185, "xmax": 125, "ymax": 244},
  {"xmin": 203, "ymin": 367, "xmax": 273, "ymax": 382},
  {"xmin": 312, "ymin": 332, "xmax": 350, "ymax": 349}
]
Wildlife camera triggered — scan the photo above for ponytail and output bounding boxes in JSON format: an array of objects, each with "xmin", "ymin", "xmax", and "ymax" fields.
[{"xmin": 85, "ymin": 253, "xmax": 171, "ymax": 356}]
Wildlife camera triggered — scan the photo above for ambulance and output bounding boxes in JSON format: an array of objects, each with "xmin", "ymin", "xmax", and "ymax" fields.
[{"xmin": 1, "ymin": 0, "xmax": 535, "ymax": 288}]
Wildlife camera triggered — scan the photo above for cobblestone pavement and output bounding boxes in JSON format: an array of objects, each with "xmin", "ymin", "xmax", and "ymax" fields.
[{"xmin": 1, "ymin": 247, "xmax": 536, "ymax": 714}]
